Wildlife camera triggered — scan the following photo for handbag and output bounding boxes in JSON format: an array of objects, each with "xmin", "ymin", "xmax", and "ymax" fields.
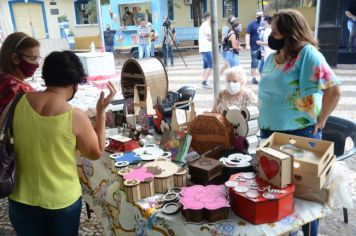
[{"xmin": 0, "ymin": 92, "xmax": 25, "ymax": 198}]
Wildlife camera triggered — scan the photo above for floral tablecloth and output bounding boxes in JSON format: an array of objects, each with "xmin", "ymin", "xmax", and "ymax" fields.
[{"xmin": 77, "ymin": 153, "xmax": 332, "ymax": 236}]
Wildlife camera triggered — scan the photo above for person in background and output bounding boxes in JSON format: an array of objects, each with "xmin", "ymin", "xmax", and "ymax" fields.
[
  {"xmin": 0, "ymin": 32, "xmax": 40, "ymax": 117},
  {"xmin": 137, "ymin": 20, "xmax": 150, "ymax": 59},
  {"xmin": 199, "ymin": 12, "xmax": 213, "ymax": 89},
  {"xmin": 162, "ymin": 18, "xmax": 176, "ymax": 67},
  {"xmin": 212, "ymin": 66, "xmax": 257, "ymax": 114},
  {"xmin": 225, "ymin": 21, "xmax": 243, "ymax": 68},
  {"xmin": 7, "ymin": 51, "xmax": 117, "ymax": 236},
  {"xmin": 258, "ymin": 11, "xmax": 341, "ymax": 235},
  {"xmin": 121, "ymin": 7, "xmax": 135, "ymax": 27},
  {"xmin": 103, "ymin": 24, "xmax": 116, "ymax": 53},
  {"xmin": 220, "ymin": 15, "xmax": 236, "ymax": 75},
  {"xmin": 256, "ymin": 15, "xmax": 274, "ymax": 73},
  {"xmin": 147, "ymin": 22, "xmax": 158, "ymax": 57},
  {"xmin": 345, "ymin": 1, "xmax": 356, "ymax": 52},
  {"xmin": 245, "ymin": 11, "xmax": 264, "ymax": 84}
]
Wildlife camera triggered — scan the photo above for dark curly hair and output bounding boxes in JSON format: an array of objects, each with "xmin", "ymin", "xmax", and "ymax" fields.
[{"xmin": 42, "ymin": 51, "xmax": 87, "ymax": 87}]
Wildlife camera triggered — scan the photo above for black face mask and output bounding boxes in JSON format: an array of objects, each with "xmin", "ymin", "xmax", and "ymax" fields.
[
  {"xmin": 268, "ymin": 35, "xmax": 285, "ymax": 51},
  {"xmin": 67, "ymin": 85, "xmax": 77, "ymax": 102},
  {"xmin": 256, "ymin": 16, "xmax": 262, "ymax": 23}
]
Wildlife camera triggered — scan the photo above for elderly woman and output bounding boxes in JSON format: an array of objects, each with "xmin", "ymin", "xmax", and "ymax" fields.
[
  {"xmin": 258, "ymin": 9, "xmax": 341, "ymax": 236},
  {"xmin": 8, "ymin": 51, "xmax": 116, "ymax": 236},
  {"xmin": 212, "ymin": 66, "xmax": 257, "ymax": 114},
  {"xmin": 0, "ymin": 32, "xmax": 40, "ymax": 117}
]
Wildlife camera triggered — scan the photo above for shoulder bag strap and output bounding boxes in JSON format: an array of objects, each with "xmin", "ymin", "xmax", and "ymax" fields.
[{"xmin": 0, "ymin": 92, "xmax": 25, "ymax": 141}]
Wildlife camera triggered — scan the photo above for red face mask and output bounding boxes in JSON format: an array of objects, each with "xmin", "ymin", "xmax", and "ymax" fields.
[{"xmin": 18, "ymin": 59, "xmax": 39, "ymax": 78}]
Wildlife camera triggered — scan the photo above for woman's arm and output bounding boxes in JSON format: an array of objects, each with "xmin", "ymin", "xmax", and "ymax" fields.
[
  {"xmin": 230, "ymin": 34, "xmax": 243, "ymax": 51},
  {"xmin": 313, "ymin": 85, "xmax": 341, "ymax": 134},
  {"xmin": 74, "ymin": 82, "xmax": 117, "ymax": 160}
]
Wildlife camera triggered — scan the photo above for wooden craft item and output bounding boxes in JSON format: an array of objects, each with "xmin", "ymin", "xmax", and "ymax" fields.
[
  {"xmin": 228, "ymin": 173, "xmax": 295, "ymax": 224},
  {"xmin": 118, "ymin": 168, "xmax": 132, "ymax": 190},
  {"xmin": 134, "ymin": 84, "xmax": 155, "ymax": 117},
  {"xmin": 111, "ymin": 152, "xmax": 141, "ymax": 165},
  {"xmin": 240, "ymin": 105, "xmax": 260, "ymax": 120},
  {"xmin": 257, "ymin": 147, "xmax": 293, "ymax": 188},
  {"xmin": 294, "ymin": 185, "xmax": 330, "ymax": 203},
  {"xmin": 124, "ymin": 179, "xmax": 141, "ymax": 202},
  {"xmin": 259, "ymin": 132, "xmax": 334, "ymax": 176},
  {"xmin": 180, "ymin": 185, "xmax": 230, "ymax": 223},
  {"xmin": 106, "ymin": 135, "xmax": 140, "ymax": 153},
  {"xmin": 121, "ymin": 57, "xmax": 168, "ymax": 106},
  {"xmin": 143, "ymin": 161, "xmax": 179, "ymax": 193},
  {"xmin": 225, "ymin": 105, "xmax": 259, "ymax": 137},
  {"xmin": 188, "ymin": 112, "xmax": 233, "ymax": 155},
  {"xmin": 133, "ymin": 146, "xmax": 166, "ymax": 161},
  {"xmin": 140, "ymin": 178, "xmax": 155, "ymax": 198},
  {"xmin": 173, "ymin": 168, "xmax": 188, "ymax": 187},
  {"xmin": 188, "ymin": 157, "xmax": 223, "ymax": 185},
  {"xmin": 293, "ymin": 155, "xmax": 336, "ymax": 189},
  {"xmin": 171, "ymin": 99, "xmax": 196, "ymax": 132}
]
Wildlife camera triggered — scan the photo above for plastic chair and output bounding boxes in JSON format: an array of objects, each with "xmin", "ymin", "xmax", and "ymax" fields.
[
  {"xmin": 322, "ymin": 116, "xmax": 356, "ymax": 224},
  {"xmin": 176, "ymin": 86, "xmax": 196, "ymax": 110}
]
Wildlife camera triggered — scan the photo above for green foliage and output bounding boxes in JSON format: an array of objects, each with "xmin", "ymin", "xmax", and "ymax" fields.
[
  {"xmin": 86, "ymin": 0, "xmax": 98, "ymax": 24},
  {"xmin": 57, "ymin": 14, "xmax": 68, "ymax": 22}
]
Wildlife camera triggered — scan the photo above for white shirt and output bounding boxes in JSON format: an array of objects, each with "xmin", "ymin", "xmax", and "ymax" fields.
[
  {"xmin": 199, "ymin": 20, "xmax": 212, "ymax": 53},
  {"xmin": 262, "ymin": 27, "xmax": 275, "ymax": 60}
]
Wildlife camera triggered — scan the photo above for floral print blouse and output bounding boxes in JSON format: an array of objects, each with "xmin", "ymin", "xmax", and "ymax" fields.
[
  {"xmin": 0, "ymin": 73, "xmax": 35, "ymax": 117},
  {"xmin": 258, "ymin": 44, "xmax": 341, "ymax": 131},
  {"xmin": 216, "ymin": 89, "xmax": 257, "ymax": 114}
]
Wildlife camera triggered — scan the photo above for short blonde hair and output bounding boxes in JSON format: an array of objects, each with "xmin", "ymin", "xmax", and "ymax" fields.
[{"xmin": 225, "ymin": 66, "xmax": 247, "ymax": 86}]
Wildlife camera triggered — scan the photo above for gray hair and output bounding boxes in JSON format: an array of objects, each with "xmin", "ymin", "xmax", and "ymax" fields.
[{"xmin": 225, "ymin": 66, "xmax": 247, "ymax": 86}]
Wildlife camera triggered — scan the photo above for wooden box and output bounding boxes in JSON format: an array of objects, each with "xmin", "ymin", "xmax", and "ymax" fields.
[
  {"xmin": 257, "ymin": 147, "xmax": 293, "ymax": 188},
  {"xmin": 228, "ymin": 173, "xmax": 295, "ymax": 225},
  {"xmin": 188, "ymin": 157, "xmax": 223, "ymax": 185},
  {"xmin": 294, "ymin": 185, "xmax": 331, "ymax": 203},
  {"xmin": 180, "ymin": 185, "xmax": 230, "ymax": 223},
  {"xmin": 259, "ymin": 132, "xmax": 334, "ymax": 176},
  {"xmin": 106, "ymin": 135, "xmax": 140, "ymax": 153},
  {"xmin": 293, "ymin": 155, "xmax": 336, "ymax": 189},
  {"xmin": 188, "ymin": 112, "xmax": 234, "ymax": 154}
]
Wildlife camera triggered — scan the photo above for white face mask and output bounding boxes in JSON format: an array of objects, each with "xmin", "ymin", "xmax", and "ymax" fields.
[{"xmin": 226, "ymin": 81, "xmax": 241, "ymax": 95}]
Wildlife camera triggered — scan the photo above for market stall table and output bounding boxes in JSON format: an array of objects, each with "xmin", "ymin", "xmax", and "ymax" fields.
[{"xmin": 77, "ymin": 152, "xmax": 332, "ymax": 236}]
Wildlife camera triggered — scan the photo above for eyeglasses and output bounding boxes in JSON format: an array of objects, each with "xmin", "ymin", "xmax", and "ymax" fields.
[{"xmin": 17, "ymin": 52, "xmax": 42, "ymax": 64}]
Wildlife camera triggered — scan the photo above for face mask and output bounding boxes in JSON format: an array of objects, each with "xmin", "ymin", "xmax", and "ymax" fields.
[
  {"xmin": 235, "ymin": 26, "xmax": 242, "ymax": 33},
  {"xmin": 67, "ymin": 85, "xmax": 77, "ymax": 102},
  {"xmin": 18, "ymin": 59, "xmax": 39, "ymax": 78},
  {"xmin": 226, "ymin": 81, "xmax": 241, "ymax": 95},
  {"xmin": 268, "ymin": 35, "xmax": 285, "ymax": 51}
]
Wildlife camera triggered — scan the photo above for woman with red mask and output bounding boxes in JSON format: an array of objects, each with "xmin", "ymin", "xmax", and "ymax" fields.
[{"xmin": 0, "ymin": 32, "xmax": 40, "ymax": 117}]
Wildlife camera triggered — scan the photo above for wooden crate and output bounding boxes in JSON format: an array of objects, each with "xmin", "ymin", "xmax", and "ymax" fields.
[
  {"xmin": 259, "ymin": 132, "xmax": 334, "ymax": 176},
  {"xmin": 293, "ymin": 155, "xmax": 336, "ymax": 189},
  {"xmin": 188, "ymin": 112, "xmax": 234, "ymax": 154}
]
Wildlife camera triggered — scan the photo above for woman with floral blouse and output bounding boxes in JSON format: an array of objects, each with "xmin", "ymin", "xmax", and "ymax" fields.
[
  {"xmin": 0, "ymin": 32, "xmax": 40, "ymax": 117},
  {"xmin": 258, "ymin": 9, "xmax": 341, "ymax": 236},
  {"xmin": 258, "ymin": 10, "xmax": 341, "ymax": 140}
]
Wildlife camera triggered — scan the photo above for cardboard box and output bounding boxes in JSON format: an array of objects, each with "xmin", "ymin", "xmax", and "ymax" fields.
[
  {"xmin": 293, "ymin": 155, "xmax": 336, "ymax": 189},
  {"xmin": 228, "ymin": 173, "xmax": 295, "ymax": 224},
  {"xmin": 259, "ymin": 132, "xmax": 334, "ymax": 176},
  {"xmin": 257, "ymin": 147, "xmax": 293, "ymax": 188}
]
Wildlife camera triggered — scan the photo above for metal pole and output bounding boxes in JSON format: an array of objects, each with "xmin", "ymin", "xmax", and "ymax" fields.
[
  {"xmin": 210, "ymin": 0, "xmax": 220, "ymax": 98},
  {"xmin": 96, "ymin": 0, "xmax": 105, "ymax": 51},
  {"xmin": 314, "ymin": 0, "xmax": 321, "ymax": 39}
]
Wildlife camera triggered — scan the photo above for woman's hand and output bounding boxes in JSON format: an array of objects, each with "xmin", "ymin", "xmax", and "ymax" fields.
[
  {"xmin": 96, "ymin": 81, "xmax": 117, "ymax": 114},
  {"xmin": 313, "ymin": 117, "xmax": 326, "ymax": 134}
]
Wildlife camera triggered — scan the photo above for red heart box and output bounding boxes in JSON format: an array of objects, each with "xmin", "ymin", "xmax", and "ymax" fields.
[{"xmin": 260, "ymin": 155, "xmax": 279, "ymax": 180}]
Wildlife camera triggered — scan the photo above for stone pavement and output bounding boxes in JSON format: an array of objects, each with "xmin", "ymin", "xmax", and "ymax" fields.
[{"xmin": 0, "ymin": 50, "xmax": 355, "ymax": 235}]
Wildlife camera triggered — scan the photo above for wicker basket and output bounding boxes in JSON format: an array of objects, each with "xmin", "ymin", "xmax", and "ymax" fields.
[{"xmin": 188, "ymin": 112, "xmax": 234, "ymax": 155}]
